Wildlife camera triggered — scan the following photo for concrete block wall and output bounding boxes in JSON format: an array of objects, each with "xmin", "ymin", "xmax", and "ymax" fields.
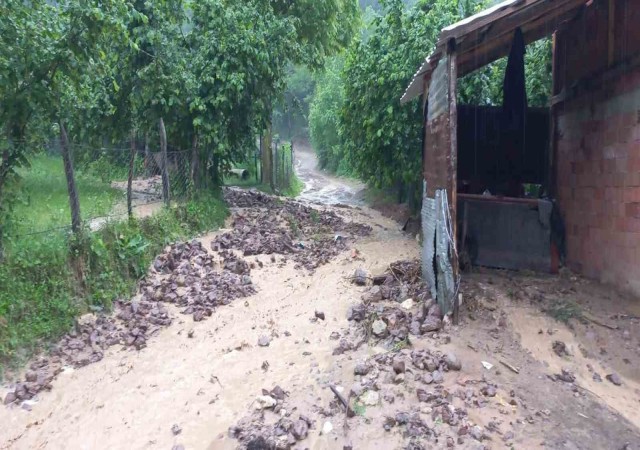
[{"xmin": 556, "ymin": 68, "xmax": 640, "ymax": 295}]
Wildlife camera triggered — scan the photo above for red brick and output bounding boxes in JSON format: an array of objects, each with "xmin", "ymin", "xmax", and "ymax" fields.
[{"xmin": 626, "ymin": 202, "xmax": 640, "ymax": 219}]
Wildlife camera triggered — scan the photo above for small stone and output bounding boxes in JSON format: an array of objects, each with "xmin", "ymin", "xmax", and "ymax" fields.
[
  {"xmin": 292, "ymin": 419, "xmax": 309, "ymax": 440},
  {"xmin": 329, "ymin": 331, "xmax": 340, "ymax": 340},
  {"xmin": 444, "ymin": 353, "xmax": 462, "ymax": 371},
  {"xmin": 241, "ymin": 275, "xmax": 252, "ymax": 285},
  {"xmin": 171, "ymin": 424, "xmax": 182, "ymax": 435},
  {"xmin": 606, "ymin": 373, "xmax": 623, "ymax": 386},
  {"xmin": 187, "ymin": 329, "xmax": 194, "ymax": 339},
  {"xmin": 3, "ymin": 392, "xmax": 17, "ymax": 405},
  {"xmin": 592, "ymin": 372, "xmax": 603, "ymax": 382},
  {"xmin": 258, "ymin": 336, "xmax": 271, "ymax": 347},
  {"xmin": 25, "ymin": 371, "xmax": 37, "ymax": 383},
  {"xmin": 392, "ymin": 359, "xmax": 406, "ymax": 374},
  {"xmin": 315, "ymin": 311, "xmax": 325, "ymax": 321},
  {"xmin": 423, "ymin": 373, "xmax": 433, "ymax": 384},
  {"xmin": 351, "ymin": 383, "xmax": 365, "ymax": 397},
  {"xmin": 270, "ymin": 385, "xmax": 286, "ymax": 400},
  {"xmin": 321, "ymin": 421, "xmax": 334, "ymax": 435},
  {"xmin": 361, "ymin": 390, "xmax": 380, "ymax": 406},
  {"xmin": 255, "ymin": 395, "xmax": 277, "ymax": 410},
  {"xmin": 372, "ymin": 320, "xmax": 388, "ymax": 337},
  {"xmin": 481, "ymin": 385, "xmax": 497, "ymax": 397},
  {"xmin": 353, "ymin": 268, "xmax": 367, "ymax": 286},
  {"xmin": 394, "ymin": 373, "xmax": 405, "ymax": 384},
  {"xmin": 431, "ymin": 370, "xmax": 444, "ymax": 384},
  {"xmin": 401, "ymin": 298, "xmax": 415, "ymax": 310},
  {"xmin": 366, "ymin": 286, "xmax": 383, "ymax": 302},
  {"xmin": 470, "ymin": 426, "xmax": 484, "ymax": 441},
  {"xmin": 354, "ymin": 363, "xmax": 371, "ymax": 376},
  {"xmin": 395, "ymin": 412, "xmax": 410, "ymax": 424}
]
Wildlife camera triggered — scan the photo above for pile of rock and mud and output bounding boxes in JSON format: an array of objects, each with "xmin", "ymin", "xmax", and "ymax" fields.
[
  {"xmin": 4, "ymin": 190, "xmax": 373, "ymax": 407},
  {"xmin": 229, "ymin": 386, "xmax": 314, "ymax": 450}
]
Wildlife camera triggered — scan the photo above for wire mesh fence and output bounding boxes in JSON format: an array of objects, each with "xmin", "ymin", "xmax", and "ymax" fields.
[{"xmin": 2, "ymin": 137, "xmax": 192, "ymax": 243}]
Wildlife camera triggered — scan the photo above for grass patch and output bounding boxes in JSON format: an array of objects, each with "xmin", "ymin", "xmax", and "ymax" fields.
[
  {"xmin": 10, "ymin": 154, "xmax": 121, "ymax": 236},
  {"xmin": 0, "ymin": 191, "xmax": 227, "ymax": 376},
  {"xmin": 544, "ymin": 299, "xmax": 583, "ymax": 324}
]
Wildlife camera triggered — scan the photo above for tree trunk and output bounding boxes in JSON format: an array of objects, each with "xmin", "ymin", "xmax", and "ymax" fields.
[
  {"xmin": 144, "ymin": 132, "xmax": 151, "ymax": 176},
  {"xmin": 127, "ymin": 129, "xmax": 136, "ymax": 218},
  {"xmin": 261, "ymin": 121, "xmax": 274, "ymax": 190},
  {"xmin": 190, "ymin": 132, "xmax": 199, "ymax": 189},
  {"xmin": 159, "ymin": 117, "xmax": 170, "ymax": 206},
  {"xmin": 59, "ymin": 122, "xmax": 81, "ymax": 234}
]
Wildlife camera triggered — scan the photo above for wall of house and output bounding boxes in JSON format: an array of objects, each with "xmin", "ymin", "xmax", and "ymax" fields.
[{"xmin": 555, "ymin": 0, "xmax": 640, "ymax": 295}]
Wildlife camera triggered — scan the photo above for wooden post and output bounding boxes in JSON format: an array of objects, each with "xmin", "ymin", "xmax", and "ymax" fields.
[
  {"xmin": 127, "ymin": 129, "xmax": 136, "ymax": 218},
  {"xmin": 190, "ymin": 132, "xmax": 199, "ymax": 189},
  {"xmin": 447, "ymin": 40, "xmax": 460, "ymax": 325},
  {"xmin": 159, "ymin": 117, "xmax": 170, "ymax": 206},
  {"xmin": 59, "ymin": 122, "xmax": 81, "ymax": 234},
  {"xmin": 260, "ymin": 121, "xmax": 273, "ymax": 190}
]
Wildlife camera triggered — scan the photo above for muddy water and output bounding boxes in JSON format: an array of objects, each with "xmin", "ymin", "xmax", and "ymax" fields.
[{"xmin": 294, "ymin": 143, "xmax": 365, "ymax": 207}]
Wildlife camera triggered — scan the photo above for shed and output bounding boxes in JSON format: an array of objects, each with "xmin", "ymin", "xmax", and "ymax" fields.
[{"xmin": 402, "ymin": 0, "xmax": 640, "ymax": 315}]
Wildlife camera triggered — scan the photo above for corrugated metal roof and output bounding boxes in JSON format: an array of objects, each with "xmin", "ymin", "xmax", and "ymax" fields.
[{"xmin": 400, "ymin": 0, "xmax": 586, "ymax": 104}]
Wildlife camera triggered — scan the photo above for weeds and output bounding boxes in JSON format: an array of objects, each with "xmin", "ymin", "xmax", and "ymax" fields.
[
  {"xmin": 0, "ymin": 191, "xmax": 227, "ymax": 376},
  {"xmin": 544, "ymin": 299, "xmax": 583, "ymax": 324}
]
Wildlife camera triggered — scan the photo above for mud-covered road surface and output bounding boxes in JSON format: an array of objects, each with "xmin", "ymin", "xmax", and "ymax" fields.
[
  {"xmin": 295, "ymin": 142, "xmax": 365, "ymax": 207},
  {"xmin": 2, "ymin": 148, "xmax": 640, "ymax": 450}
]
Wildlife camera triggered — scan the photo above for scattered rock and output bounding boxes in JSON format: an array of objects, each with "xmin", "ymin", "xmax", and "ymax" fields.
[
  {"xmin": 606, "ymin": 373, "xmax": 623, "ymax": 386},
  {"xmin": 401, "ymin": 298, "xmax": 414, "ymax": 310},
  {"xmin": 3, "ymin": 392, "xmax": 17, "ymax": 405},
  {"xmin": 372, "ymin": 320, "xmax": 388, "ymax": 337},
  {"xmin": 431, "ymin": 370, "xmax": 444, "ymax": 384},
  {"xmin": 552, "ymin": 340, "xmax": 570, "ymax": 357},
  {"xmin": 258, "ymin": 336, "xmax": 271, "ymax": 347},
  {"xmin": 354, "ymin": 363, "xmax": 371, "ymax": 376},
  {"xmin": 171, "ymin": 424, "xmax": 182, "ymax": 436},
  {"xmin": 321, "ymin": 421, "xmax": 334, "ymax": 435},
  {"xmin": 481, "ymin": 385, "xmax": 497, "ymax": 397},
  {"xmin": 361, "ymin": 390, "xmax": 380, "ymax": 406},
  {"xmin": 420, "ymin": 316, "xmax": 442, "ymax": 333},
  {"xmin": 444, "ymin": 353, "xmax": 462, "ymax": 371},
  {"xmin": 392, "ymin": 359, "xmax": 406, "ymax": 374},
  {"xmin": 353, "ymin": 268, "xmax": 368, "ymax": 286},
  {"xmin": 315, "ymin": 311, "xmax": 325, "ymax": 321},
  {"xmin": 292, "ymin": 419, "xmax": 309, "ymax": 440},
  {"xmin": 255, "ymin": 395, "xmax": 277, "ymax": 410}
]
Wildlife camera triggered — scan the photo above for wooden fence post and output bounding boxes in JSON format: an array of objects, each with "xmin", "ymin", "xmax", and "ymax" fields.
[
  {"xmin": 159, "ymin": 117, "xmax": 170, "ymax": 206},
  {"xmin": 127, "ymin": 129, "xmax": 136, "ymax": 218},
  {"xmin": 59, "ymin": 122, "xmax": 81, "ymax": 234}
]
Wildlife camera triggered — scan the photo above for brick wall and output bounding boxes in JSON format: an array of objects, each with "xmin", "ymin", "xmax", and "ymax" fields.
[{"xmin": 556, "ymin": 68, "xmax": 640, "ymax": 295}]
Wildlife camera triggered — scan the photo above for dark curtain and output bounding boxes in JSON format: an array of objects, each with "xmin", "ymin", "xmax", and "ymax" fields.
[{"xmin": 500, "ymin": 27, "xmax": 528, "ymax": 196}]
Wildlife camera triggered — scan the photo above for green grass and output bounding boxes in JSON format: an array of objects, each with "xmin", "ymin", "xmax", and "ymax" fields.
[
  {"xmin": 0, "ymin": 190, "xmax": 227, "ymax": 377},
  {"xmin": 10, "ymin": 154, "xmax": 121, "ymax": 236}
]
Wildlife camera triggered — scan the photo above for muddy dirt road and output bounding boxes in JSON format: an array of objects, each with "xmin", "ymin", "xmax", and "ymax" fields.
[
  {"xmin": 294, "ymin": 142, "xmax": 365, "ymax": 207},
  {"xmin": 1, "ymin": 150, "xmax": 640, "ymax": 450}
]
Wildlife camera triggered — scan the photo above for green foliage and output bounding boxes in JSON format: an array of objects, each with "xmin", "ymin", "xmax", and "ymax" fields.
[
  {"xmin": 340, "ymin": 0, "xmax": 463, "ymax": 203},
  {"xmin": 0, "ymin": 192, "xmax": 227, "ymax": 372},
  {"xmin": 309, "ymin": 56, "xmax": 347, "ymax": 173}
]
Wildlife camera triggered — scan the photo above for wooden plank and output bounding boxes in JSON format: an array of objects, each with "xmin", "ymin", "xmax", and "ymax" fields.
[
  {"xmin": 608, "ymin": 0, "xmax": 615, "ymax": 66},
  {"xmin": 456, "ymin": 1, "xmax": 585, "ymax": 77},
  {"xmin": 447, "ymin": 40, "xmax": 460, "ymax": 325}
]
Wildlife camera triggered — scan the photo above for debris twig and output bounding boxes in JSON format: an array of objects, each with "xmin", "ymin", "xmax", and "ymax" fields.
[
  {"xmin": 329, "ymin": 385, "xmax": 355, "ymax": 418},
  {"xmin": 582, "ymin": 313, "xmax": 617, "ymax": 330},
  {"xmin": 500, "ymin": 359, "xmax": 520, "ymax": 374}
]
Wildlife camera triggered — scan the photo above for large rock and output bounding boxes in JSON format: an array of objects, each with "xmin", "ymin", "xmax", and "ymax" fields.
[
  {"xmin": 354, "ymin": 363, "xmax": 371, "ymax": 376},
  {"xmin": 444, "ymin": 353, "xmax": 462, "ymax": 371},
  {"xmin": 353, "ymin": 268, "xmax": 368, "ymax": 286},
  {"xmin": 365, "ymin": 286, "xmax": 383, "ymax": 303},
  {"xmin": 372, "ymin": 320, "xmax": 388, "ymax": 337},
  {"xmin": 292, "ymin": 420, "xmax": 309, "ymax": 440},
  {"xmin": 420, "ymin": 316, "xmax": 442, "ymax": 333}
]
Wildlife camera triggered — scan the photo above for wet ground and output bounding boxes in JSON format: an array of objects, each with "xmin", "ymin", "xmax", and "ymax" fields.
[
  {"xmin": 294, "ymin": 142, "xmax": 365, "ymax": 207},
  {"xmin": 2, "ymin": 146, "xmax": 640, "ymax": 450}
]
